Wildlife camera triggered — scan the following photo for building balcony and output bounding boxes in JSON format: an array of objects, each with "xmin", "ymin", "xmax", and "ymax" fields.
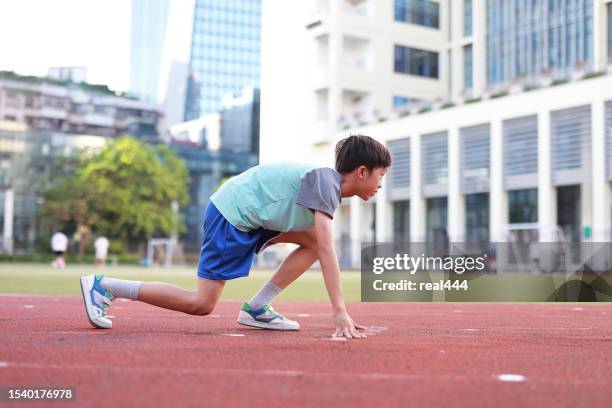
[
  {"xmin": 342, "ymin": 35, "xmax": 374, "ymax": 71},
  {"xmin": 342, "ymin": 0, "xmax": 374, "ymax": 16},
  {"xmin": 80, "ymin": 113, "xmax": 114, "ymax": 128},
  {"xmin": 340, "ymin": 88, "xmax": 374, "ymax": 127},
  {"xmin": 38, "ymin": 108, "xmax": 68, "ymax": 120},
  {"xmin": 308, "ymin": 66, "xmax": 331, "ymax": 91}
]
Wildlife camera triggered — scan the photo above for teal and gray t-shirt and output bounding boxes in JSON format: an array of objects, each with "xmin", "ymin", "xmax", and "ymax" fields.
[{"xmin": 210, "ymin": 162, "xmax": 342, "ymax": 232}]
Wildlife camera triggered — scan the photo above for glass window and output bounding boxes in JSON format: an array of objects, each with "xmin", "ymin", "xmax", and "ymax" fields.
[
  {"xmin": 486, "ymin": 0, "xmax": 593, "ymax": 86},
  {"xmin": 608, "ymin": 3, "xmax": 612, "ymax": 60},
  {"xmin": 393, "ymin": 200, "xmax": 410, "ymax": 243},
  {"xmin": 394, "ymin": 45, "xmax": 439, "ymax": 79},
  {"xmin": 464, "ymin": 0, "xmax": 472, "ymax": 37},
  {"xmin": 426, "ymin": 197, "xmax": 448, "ymax": 243},
  {"xmin": 394, "ymin": 0, "xmax": 440, "ymax": 29},
  {"xmin": 508, "ymin": 189, "xmax": 538, "ymax": 224},
  {"xmin": 465, "ymin": 193, "xmax": 489, "ymax": 244},
  {"xmin": 393, "ymin": 96, "xmax": 412, "ymax": 108},
  {"xmin": 463, "ymin": 44, "xmax": 473, "ymax": 90},
  {"xmin": 557, "ymin": 185, "xmax": 581, "ymax": 242}
]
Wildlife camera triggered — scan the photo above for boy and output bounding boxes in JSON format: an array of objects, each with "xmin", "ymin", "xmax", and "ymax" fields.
[
  {"xmin": 51, "ymin": 230, "xmax": 68, "ymax": 268},
  {"xmin": 80, "ymin": 135, "xmax": 391, "ymax": 339},
  {"xmin": 94, "ymin": 235, "xmax": 109, "ymax": 266}
]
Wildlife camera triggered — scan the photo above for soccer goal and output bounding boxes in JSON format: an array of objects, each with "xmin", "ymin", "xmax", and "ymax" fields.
[
  {"xmin": 497, "ymin": 223, "xmax": 578, "ymax": 274},
  {"xmin": 146, "ymin": 237, "xmax": 184, "ymax": 267}
]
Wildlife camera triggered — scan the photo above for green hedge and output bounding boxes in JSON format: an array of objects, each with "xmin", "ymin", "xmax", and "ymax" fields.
[{"xmin": 0, "ymin": 253, "xmax": 141, "ymax": 264}]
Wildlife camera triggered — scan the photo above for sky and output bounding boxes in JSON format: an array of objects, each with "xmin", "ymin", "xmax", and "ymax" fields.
[{"xmin": 0, "ymin": 0, "xmax": 131, "ymax": 92}]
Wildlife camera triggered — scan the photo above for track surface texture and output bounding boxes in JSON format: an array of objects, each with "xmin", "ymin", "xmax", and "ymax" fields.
[{"xmin": 1, "ymin": 296, "xmax": 611, "ymax": 407}]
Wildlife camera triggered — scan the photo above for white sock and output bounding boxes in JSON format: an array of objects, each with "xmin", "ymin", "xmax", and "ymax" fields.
[
  {"xmin": 247, "ymin": 282, "xmax": 282, "ymax": 310},
  {"xmin": 100, "ymin": 277, "xmax": 142, "ymax": 300}
]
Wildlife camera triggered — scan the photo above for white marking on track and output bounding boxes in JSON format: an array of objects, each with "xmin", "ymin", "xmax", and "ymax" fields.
[
  {"xmin": 462, "ymin": 328, "xmax": 479, "ymax": 332},
  {"xmin": 3, "ymin": 362, "xmax": 606, "ymax": 385},
  {"xmin": 0, "ymin": 362, "xmax": 8, "ymax": 368},
  {"xmin": 572, "ymin": 307, "xmax": 583, "ymax": 311},
  {"xmin": 327, "ymin": 336, "xmax": 347, "ymax": 341},
  {"xmin": 296, "ymin": 314, "xmax": 310, "ymax": 317},
  {"xmin": 497, "ymin": 374, "xmax": 526, "ymax": 382},
  {"xmin": 24, "ymin": 305, "xmax": 34, "ymax": 309},
  {"xmin": 220, "ymin": 333, "xmax": 245, "ymax": 337},
  {"xmin": 366, "ymin": 326, "xmax": 388, "ymax": 333}
]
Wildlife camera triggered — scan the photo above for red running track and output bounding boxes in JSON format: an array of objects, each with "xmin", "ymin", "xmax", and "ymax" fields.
[{"xmin": 1, "ymin": 295, "xmax": 611, "ymax": 408}]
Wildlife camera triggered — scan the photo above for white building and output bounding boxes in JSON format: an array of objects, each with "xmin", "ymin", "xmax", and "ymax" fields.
[
  {"xmin": 261, "ymin": 0, "xmax": 612, "ymax": 267},
  {"xmin": 47, "ymin": 67, "xmax": 87, "ymax": 84},
  {"xmin": 0, "ymin": 71, "xmax": 162, "ymax": 141}
]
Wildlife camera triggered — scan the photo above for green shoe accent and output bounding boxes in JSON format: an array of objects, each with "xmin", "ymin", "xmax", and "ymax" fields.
[
  {"xmin": 241, "ymin": 303, "xmax": 250, "ymax": 312},
  {"xmin": 263, "ymin": 304, "xmax": 278, "ymax": 315}
]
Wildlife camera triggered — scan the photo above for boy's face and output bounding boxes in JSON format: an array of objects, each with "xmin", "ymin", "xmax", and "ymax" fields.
[{"xmin": 356, "ymin": 166, "xmax": 388, "ymax": 200}]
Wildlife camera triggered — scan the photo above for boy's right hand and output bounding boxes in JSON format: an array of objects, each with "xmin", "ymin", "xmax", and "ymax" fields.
[{"xmin": 332, "ymin": 310, "xmax": 367, "ymax": 339}]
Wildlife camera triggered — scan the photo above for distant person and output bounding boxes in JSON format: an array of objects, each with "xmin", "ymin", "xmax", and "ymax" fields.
[
  {"xmin": 51, "ymin": 231, "xmax": 68, "ymax": 268},
  {"xmin": 80, "ymin": 135, "xmax": 390, "ymax": 339},
  {"xmin": 94, "ymin": 236, "xmax": 110, "ymax": 266}
]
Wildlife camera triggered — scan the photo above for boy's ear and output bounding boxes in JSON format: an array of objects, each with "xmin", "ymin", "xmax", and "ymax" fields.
[{"xmin": 357, "ymin": 165, "xmax": 368, "ymax": 179}]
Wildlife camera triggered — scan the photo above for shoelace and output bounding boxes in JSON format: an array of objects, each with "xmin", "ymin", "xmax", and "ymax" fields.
[
  {"xmin": 99, "ymin": 291, "xmax": 114, "ymax": 315},
  {"xmin": 266, "ymin": 305, "xmax": 284, "ymax": 319}
]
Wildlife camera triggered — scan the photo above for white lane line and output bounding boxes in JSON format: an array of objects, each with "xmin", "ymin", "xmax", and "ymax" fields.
[
  {"xmin": 462, "ymin": 329, "xmax": 479, "ymax": 332},
  {"xmin": 0, "ymin": 362, "xmax": 7, "ymax": 368},
  {"xmin": 220, "ymin": 333, "xmax": 245, "ymax": 337},
  {"xmin": 3, "ymin": 362, "xmax": 606, "ymax": 385},
  {"xmin": 24, "ymin": 305, "xmax": 34, "ymax": 309},
  {"xmin": 296, "ymin": 314, "xmax": 310, "ymax": 317},
  {"xmin": 497, "ymin": 374, "xmax": 526, "ymax": 382}
]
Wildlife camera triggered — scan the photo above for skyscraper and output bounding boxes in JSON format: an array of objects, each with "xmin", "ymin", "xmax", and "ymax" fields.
[
  {"xmin": 184, "ymin": 0, "xmax": 261, "ymax": 120},
  {"xmin": 130, "ymin": 0, "xmax": 170, "ymax": 102}
]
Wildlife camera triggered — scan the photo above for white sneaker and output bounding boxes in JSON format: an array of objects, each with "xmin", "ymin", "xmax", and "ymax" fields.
[
  {"xmin": 80, "ymin": 274, "xmax": 114, "ymax": 329},
  {"xmin": 236, "ymin": 303, "xmax": 300, "ymax": 331}
]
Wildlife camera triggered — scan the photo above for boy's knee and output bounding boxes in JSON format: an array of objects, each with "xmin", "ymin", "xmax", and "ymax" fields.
[
  {"xmin": 191, "ymin": 299, "xmax": 216, "ymax": 316},
  {"xmin": 301, "ymin": 230, "xmax": 318, "ymax": 249}
]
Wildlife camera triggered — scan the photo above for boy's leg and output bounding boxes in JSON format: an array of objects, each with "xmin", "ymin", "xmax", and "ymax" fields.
[
  {"xmin": 237, "ymin": 229, "xmax": 318, "ymax": 330},
  {"xmin": 137, "ymin": 278, "xmax": 225, "ymax": 316},
  {"xmin": 245, "ymin": 246, "xmax": 317, "ymax": 311},
  {"xmin": 81, "ymin": 276, "xmax": 225, "ymax": 329},
  {"xmin": 247, "ymin": 229, "xmax": 318, "ymax": 308},
  {"xmin": 267, "ymin": 228, "xmax": 319, "ymax": 288}
]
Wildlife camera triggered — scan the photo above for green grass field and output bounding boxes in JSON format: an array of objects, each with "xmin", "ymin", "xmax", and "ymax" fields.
[
  {"xmin": 2, "ymin": 263, "xmax": 610, "ymax": 302},
  {"xmin": 0, "ymin": 263, "xmax": 361, "ymax": 301}
]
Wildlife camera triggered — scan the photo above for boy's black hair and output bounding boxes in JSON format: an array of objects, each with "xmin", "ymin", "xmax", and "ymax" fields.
[{"xmin": 335, "ymin": 134, "xmax": 392, "ymax": 174}]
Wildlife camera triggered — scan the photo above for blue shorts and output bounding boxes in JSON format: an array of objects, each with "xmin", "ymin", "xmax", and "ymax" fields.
[{"xmin": 197, "ymin": 202, "xmax": 281, "ymax": 281}]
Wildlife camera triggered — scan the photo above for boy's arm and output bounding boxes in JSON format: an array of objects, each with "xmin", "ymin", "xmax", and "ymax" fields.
[{"xmin": 314, "ymin": 210, "xmax": 366, "ymax": 339}]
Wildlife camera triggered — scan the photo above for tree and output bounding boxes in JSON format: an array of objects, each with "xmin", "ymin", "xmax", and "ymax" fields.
[{"xmin": 38, "ymin": 136, "xmax": 190, "ymax": 254}]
